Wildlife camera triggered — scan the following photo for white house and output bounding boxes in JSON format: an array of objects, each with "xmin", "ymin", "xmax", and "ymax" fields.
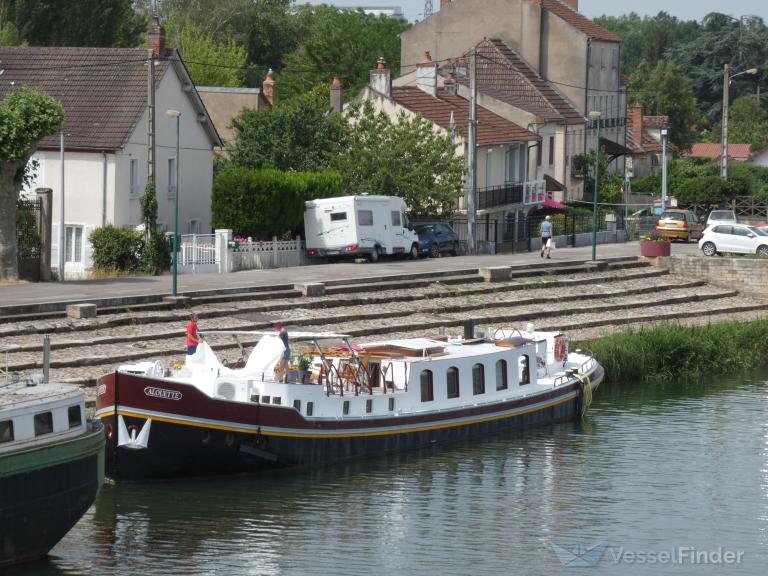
[{"xmin": 1, "ymin": 21, "xmax": 221, "ymax": 278}]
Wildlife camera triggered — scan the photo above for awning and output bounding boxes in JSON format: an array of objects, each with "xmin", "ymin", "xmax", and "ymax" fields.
[
  {"xmin": 543, "ymin": 174, "xmax": 565, "ymax": 192},
  {"xmin": 600, "ymin": 136, "xmax": 632, "ymax": 158},
  {"xmin": 542, "ymin": 198, "xmax": 566, "ymax": 210}
]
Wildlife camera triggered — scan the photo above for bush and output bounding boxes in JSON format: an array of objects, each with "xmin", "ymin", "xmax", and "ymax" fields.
[
  {"xmin": 89, "ymin": 225, "xmax": 142, "ymax": 272},
  {"xmin": 212, "ymin": 167, "xmax": 343, "ymax": 237},
  {"xmin": 140, "ymin": 233, "xmax": 171, "ymax": 275}
]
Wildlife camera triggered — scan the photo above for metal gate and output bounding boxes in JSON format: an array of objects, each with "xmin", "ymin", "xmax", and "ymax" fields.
[{"xmin": 16, "ymin": 197, "xmax": 42, "ymax": 281}]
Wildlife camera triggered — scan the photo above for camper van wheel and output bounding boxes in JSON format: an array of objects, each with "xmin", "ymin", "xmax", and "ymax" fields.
[
  {"xmin": 409, "ymin": 244, "xmax": 419, "ymax": 260},
  {"xmin": 368, "ymin": 246, "xmax": 380, "ymax": 263}
]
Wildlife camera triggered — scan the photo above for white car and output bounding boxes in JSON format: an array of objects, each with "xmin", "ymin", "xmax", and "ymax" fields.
[
  {"xmin": 698, "ymin": 223, "xmax": 768, "ymax": 257},
  {"xmin": 706, "ymin": 210, "xmax": 737, "ymax": 229}
]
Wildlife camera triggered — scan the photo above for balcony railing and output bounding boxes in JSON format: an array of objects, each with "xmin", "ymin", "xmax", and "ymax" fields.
[{"xmin": 476, "ymin": 182, "xmax": 524, "ymax": 210}]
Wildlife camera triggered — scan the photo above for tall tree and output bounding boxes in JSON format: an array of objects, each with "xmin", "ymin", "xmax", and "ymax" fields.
[
  {"xmin": 226, "ymin": 85, "xmax": 346, "ymax": 172},
  {"xmin": 630, "ymin": 59, "xmax": 698, "ymax": 151},
  {"xmin": 0, "ymin": 0, "xmax": 145, "ymax": 47},
  {"xmin": 709, "ymin": 96, "xmax": 768, "ymax": 152},
  {"xmin": 0, "ymin": 88, "xmax": 63, "ymax": 279},
  {"xmin": 335, "ymin": 101, "xmax": 464, "ymax": 217},
  {"xmin": 279, "ymin": 6, "xmax": 408, "ymax": 101},
  {"xmin": 668, "ymin": 12, "xmax": 768, "ymax": 121}
]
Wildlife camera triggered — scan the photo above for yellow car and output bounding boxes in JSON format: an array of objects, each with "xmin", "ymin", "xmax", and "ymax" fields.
[{"xmin": 656, "ymin": 209, "xmax": 704, "ymax": 242}]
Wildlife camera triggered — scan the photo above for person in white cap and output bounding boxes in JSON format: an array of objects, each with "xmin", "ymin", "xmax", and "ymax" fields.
[{"xmin": 540, "ymin": 215, "xmax": 553, "ymax": 259}]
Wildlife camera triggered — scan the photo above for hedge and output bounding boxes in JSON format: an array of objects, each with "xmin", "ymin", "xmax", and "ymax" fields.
[
  {"xmin": 89, "ymin": 225, "xmax": 142, "ymax": 272},
  {"xmin": 212, "ymin": 167, "xmax": 343, "ymax": 237}
]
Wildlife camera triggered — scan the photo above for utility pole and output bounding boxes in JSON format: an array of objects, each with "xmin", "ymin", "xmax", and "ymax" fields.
[
  {"xmin": 661, "ymin": 126, "xmax": 668, "ymax": 212},
  {"xmin": 466, "ymin": 49, "xmax": 477, "ymax": 255},
  {"xmin": 58, "ymin": 130, "xmax": 64, "ymax": 281},
  {"xmin": 721, "ymin": 63, "xmax": 730, "ymax": 180},
  {"xmin": 147, "ymin": 48, "xmax": 156, "ymax": 185}
]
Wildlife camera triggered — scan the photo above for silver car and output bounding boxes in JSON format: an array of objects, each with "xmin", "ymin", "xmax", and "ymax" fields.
[{"xmin": 698, "ymin": 223, "xmax": 768, "ymax": 257}]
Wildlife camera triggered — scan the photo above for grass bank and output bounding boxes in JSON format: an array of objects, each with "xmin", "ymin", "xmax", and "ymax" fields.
[{"xmin": 577, "ymin": 319, "xmax": 768, "ymax": 382}]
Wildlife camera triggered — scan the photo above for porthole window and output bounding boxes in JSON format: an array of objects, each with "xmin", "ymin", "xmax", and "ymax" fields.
[
  {"xmin": 366, "ymin": 399, "xmax": 373, "ymax": 413},
  {"xmin": 306, "ymin": 402, "xmax": 314, "ymax": 416},
  {"xmin": 388, "ymin": 397, "xmax": 395, "ymax": 411},
  {"xmin": 420, "ymin": 370, "xmax": 434, "ymax": 402},
  {"xmin": 343, "ymin": 400, "xmax": 350, "ymax": 415},
  {"xmin": 496, "ymin": 360, "xmax": 508, "ymax": 391}
]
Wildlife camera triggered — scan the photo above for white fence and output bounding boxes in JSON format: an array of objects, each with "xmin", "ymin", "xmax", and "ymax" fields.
[{"xmin": 175, "ymin": 229, "xmax": 306, "ymax": 274}]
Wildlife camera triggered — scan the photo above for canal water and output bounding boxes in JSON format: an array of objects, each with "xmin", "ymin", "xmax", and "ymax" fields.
[{"xmin": 10, "ymin": 370, "xmax": 768, "ymax": 575}]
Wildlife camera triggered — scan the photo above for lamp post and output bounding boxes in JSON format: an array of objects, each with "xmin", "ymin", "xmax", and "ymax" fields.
[
  {"xmin": 721, "ymin": 65, "xmax": 758, "ymax": 180},
  {"xmin": 660, "ymin": 125, "xmax": 668, "ymax": 212},
  {"xmin": 588, "ymin": 110, "xmax": 601, "ymax": 261},
  {"xmin": 166, "ymin": 109, "xmax": 181, "ymax": 297}
]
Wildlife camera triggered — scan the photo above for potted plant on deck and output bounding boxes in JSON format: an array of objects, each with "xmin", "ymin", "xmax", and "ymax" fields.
[{"xmin": 640, "ymin": 229, "xmax": 671, "ymax": 257}]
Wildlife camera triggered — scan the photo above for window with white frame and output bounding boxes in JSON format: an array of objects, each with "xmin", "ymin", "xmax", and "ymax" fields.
[
  {"xmin": 129, "ymin": 158, "xmax": 140, "ymax": 196},
  {"xmin": 168, "ymin": 157, "xmax": 177, "ymax": 198},
  {"xmin": 65, "ymin": 226, "xmax": 83, "ymax": 263}
]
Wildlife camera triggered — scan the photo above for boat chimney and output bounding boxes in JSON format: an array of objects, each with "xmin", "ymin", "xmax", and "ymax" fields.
[{"xmin": 463, "ymin": 319, "xmax": 475, "ymax": 339}]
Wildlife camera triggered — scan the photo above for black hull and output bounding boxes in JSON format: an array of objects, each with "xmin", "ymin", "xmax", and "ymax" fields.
[
  {"xmin": 106, "ymin": 395, "xmax": 580, "ymax": 480},
  {"xmin": 0, "ymin": 454, "xmax": 101, "ymax": 567}
]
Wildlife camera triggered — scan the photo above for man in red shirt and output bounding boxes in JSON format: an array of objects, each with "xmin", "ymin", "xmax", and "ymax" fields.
[{"xmin": 186, "ymin": 313, "xmax": 203, "ymax": 355}]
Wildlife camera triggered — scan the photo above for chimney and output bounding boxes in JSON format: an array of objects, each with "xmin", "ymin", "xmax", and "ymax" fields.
[
  {"xmin": 370, "ymin": 57, "xmax": 391, "ymax": 97},
  {"xmin": 562, "ymin": 0, "xmax": 579, "ymax": 10},
  {"xmin": 444, "ymin": 71, "xmax": 457, "ymax": 95},
  {"xmin": 416, "ymin": 51, "xmax": 438, "ymax": 97},
  {"xmin": 262, "ymin": 69, "xmax": 276, "ymax": 108},
  {"xmin": 330, "ymin": 75, "xmax": 343, "ymax": 113},
  {"xmin": 147, "ymin": 14, "xmax": 165, "ymax": 57},
  {"xmin": 629, "ymin": 100, "xmax": 644, "ymax": 140}
]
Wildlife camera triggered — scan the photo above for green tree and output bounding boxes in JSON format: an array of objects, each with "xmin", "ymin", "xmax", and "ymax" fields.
[
  {"xmin": 335, "ymin": 101, "xmax": 464, "ymax": 217},
  {"xmin": 0, "ymin": 0, "xmax": 145, "ymax": 47},
  {"xmin": 708, "ymin": 96, "xmax": 768, "ymax": 152},
  {"xmin": 165, "ymin": 16, "xmax": 246, "ymax": 87},
  {"xmin": 226, "ymin": 85, "xmax": 346, "ymax": 172},
  {"xmin": 0, "ymin": 21, "xmax": 23, "ymax": 45},
  {"xmin": 0, "ymin": 88, "xmax": 63, "ymax": 279},
  {"xmin": 279, "ymin": 6, "xmax": 408, "ymax": 101},
  {"xmin": 630, "ymin": 59, "xmax": 698, "ymax": 151},
  {"xmin": 138, "ymin": 179, "xmax": 170, "ymax": 275}
]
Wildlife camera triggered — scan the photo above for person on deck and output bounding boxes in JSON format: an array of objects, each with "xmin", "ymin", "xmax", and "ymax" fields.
[
  {"xmin": 275, "ymin": 322, "xmax": 290, "ymax": 383},
  {"xmin": 540, "ymin": 215, "xmax": 553, "ymax": 259},
  {"xmin": 186, "ymin": 313, "xmax": 203, "ymax": 355}
]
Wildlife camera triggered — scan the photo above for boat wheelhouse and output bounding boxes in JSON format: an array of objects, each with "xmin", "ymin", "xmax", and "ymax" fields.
[
  {"xmin": 95, "ymin": 327, "xmax": 603, "ymax": 480},
  {"xmin": 0, "ymin": 378, "xmax": 105, "ymax": 567}
]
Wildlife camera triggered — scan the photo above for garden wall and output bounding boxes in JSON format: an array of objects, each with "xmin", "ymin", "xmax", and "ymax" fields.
[{"xmin": 651, "ymin": 255, "xmax": 768, "ymax": 296}]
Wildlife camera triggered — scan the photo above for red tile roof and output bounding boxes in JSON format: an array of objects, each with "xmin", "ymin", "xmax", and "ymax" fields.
[
  {"xmin": 451, "ymin": 39, "xmax": 583, "ymax": 125},
  {"xmin": 688, "ymin": 143, "xmax": 751, "ymax": 160},
  {"xmin": 0, "ymin": 47, "xmax": 220, "ymax": 150},
  {"xmin": 625, "ymin": 125, "xmax": 662, "ymax": 154},
  {"xmin": 541, "ymin": 0, "xmax": 622, "ymax": 43},
  {"xmin": 390, "ymin": 86, "xmax": 538, "ymax": 145}
]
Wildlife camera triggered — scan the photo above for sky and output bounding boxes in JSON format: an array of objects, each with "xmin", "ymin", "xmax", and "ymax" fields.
[{"xmin": 299, "ymin": 0, "xmax": 768, "ymax": 24}]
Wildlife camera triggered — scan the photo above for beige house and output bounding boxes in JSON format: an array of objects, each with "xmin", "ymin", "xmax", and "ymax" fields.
[
  {"xmin": 401, "ymin": 0, "xmax": 627, "ymax": 199},
  {"xmin": 625, "ymin": 101, "xmax": 667, "ymax": 179}
]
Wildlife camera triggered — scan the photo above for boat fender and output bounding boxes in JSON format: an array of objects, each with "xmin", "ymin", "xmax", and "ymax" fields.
[
  {"xmin": 554, "ymin": 337, "xmax": 567, "ymax": 363},
  {"xmin": 201, "ymin": 429, "xmax": 212, "ymax": 444},
  {"xmin": 225, "ymin": 431, "xmax": 238, "ymax": 448},
  {"xmin": 106, "ymin": 423, "xmax": 113, "ymax": 440}
]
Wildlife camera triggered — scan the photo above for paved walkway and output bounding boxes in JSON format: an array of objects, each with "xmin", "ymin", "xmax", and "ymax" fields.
[{"xmin": 0, "ymin": 241, "xmax": 700, "ymax": 310}]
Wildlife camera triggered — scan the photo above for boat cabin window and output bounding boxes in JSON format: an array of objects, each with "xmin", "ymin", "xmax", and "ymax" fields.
[
  {"xmin": 293, "ymin": 399, "xmax": 301, "ymax": 411},
  {"xmin": 472, "ymin": 363, "xmax": 485, "ymax": 395},
  {"xmin": 261, "ymin": 395, "xmax": 270, "ymax": 404},
  {"xmin": 343, "ymin": 400, "xmax": 350, "ymax": 415},
  {"xmin": 447, "ymin": 367, "xmax": 460, "ymax": 399},
  {"xmin": 34, "ymin": 411, "xmax": 54, "ymax": 436},
  {"xmin": 388, "ymin": 397, "xmax": 395, "ymax": 411},
  {"xmin": 0, "ymin": 420, "xmax": 13, "ymax": 443},
  {"xmin": 306, "ymin": 402, "xmax": 314, "ymax": 416},
  {"xmin": 68, "ymin": 405, "xmax": 82, "ymax": 429},
  {"xmin": 366, "ymin": 399, "xmax": 373, "ymax": 413},
  {"xmin": 330, "ymin": 211, "xmax": 347, "ymax": 222},
  {"xmin": 496, "ymin": 360, "xmax": 508, "ymax": 390},
  {"xmin": 420, "ymin": 370, "xmax": 434, "ymax": 402},
  {"xmin": 273, "ymin": 397, "xmax": 281, "ymax": 405},
  {"xmin": 519, "ymin": 355, "xmax": 530, "ymax": 385}
]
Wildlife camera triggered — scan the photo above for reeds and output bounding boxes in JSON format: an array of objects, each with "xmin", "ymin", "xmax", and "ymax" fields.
[{"xmin": 578, "ymin": 320, "xmax": 768, "ymax": 382}]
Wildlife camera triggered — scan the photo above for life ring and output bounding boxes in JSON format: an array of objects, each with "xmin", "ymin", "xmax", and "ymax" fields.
[
  {"xmin": 106, "ymin": 423, "xmax": 113, "ymax": 440},
  {"xmin": 554, "ymin": 337, "xmax": 567, "ymax": 363}
]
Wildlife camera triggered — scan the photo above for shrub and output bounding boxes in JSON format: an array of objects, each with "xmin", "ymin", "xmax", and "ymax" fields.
[
  {"xmin": 89, "ymin": 225, "xmax": 142, "ymax": 272},
  {"xmin": 212, "ymin": 167, "xmax": 343, "ymax": 237}
]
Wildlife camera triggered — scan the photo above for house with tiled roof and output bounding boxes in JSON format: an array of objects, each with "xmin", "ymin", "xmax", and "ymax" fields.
[
  {"xmin": 401, "ymin": 0, "xmax": 627, "ymax": 201},
  {"xmin": 625, "ymin": 101, "xmax": 667, "ymax": 179},
  {"xmin": 360, "ymin": 56, "xmax": 554, "ymax": 247},
  {"xmin": 686, "ymin": 143, "xmax": 752, "ymax": 163},
  {"xmin": 2, "ymin": 19, "xmax": 221, "ymax": 278}
]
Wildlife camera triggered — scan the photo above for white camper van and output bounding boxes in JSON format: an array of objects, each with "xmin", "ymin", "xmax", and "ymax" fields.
[{"xmin": 304, "ymin": 196, "xmax": 419, "ymax": 262}]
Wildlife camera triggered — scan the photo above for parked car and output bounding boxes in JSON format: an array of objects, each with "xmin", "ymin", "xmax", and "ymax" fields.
[
  {"xmin": 706, "ymin": 210, "xmax": 737, "ymax": 229},
  {"xmin": 656, "ymin": 209, "xmax": 704, "ymax": 242},
  {"xmin": 698, "ymin": 224, "xmax": 768, "ymax": 257},
  {"xmin": 414, "ymin": 223, "xmax": 460, "ymax": 257}
]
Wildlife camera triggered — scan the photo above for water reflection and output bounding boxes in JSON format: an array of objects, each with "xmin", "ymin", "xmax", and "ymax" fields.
[{"xmin": 8, "ymin": 371, "xmax": 768, "ymax": 575}]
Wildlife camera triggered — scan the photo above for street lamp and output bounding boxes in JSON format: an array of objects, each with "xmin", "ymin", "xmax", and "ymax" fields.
[
  {"xmin": 166, "ymin": 109, "xmax": 181, "ymax": 297},
  {"xmin": 721, "ymin": 65, "xmax": 758, "ymax": 179},
  {"xmin": 588, "ymin": 110, "xmax": 601, "ymax": 261},
  {"xmin": 660, "ymin": 125, "xmax": 668, "ymax": 212}
]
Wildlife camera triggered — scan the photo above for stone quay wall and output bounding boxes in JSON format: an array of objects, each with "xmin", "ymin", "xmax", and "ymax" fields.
[{"xmin": 651, "ymin": 255, "xmax": 768, "ymax": 296}]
